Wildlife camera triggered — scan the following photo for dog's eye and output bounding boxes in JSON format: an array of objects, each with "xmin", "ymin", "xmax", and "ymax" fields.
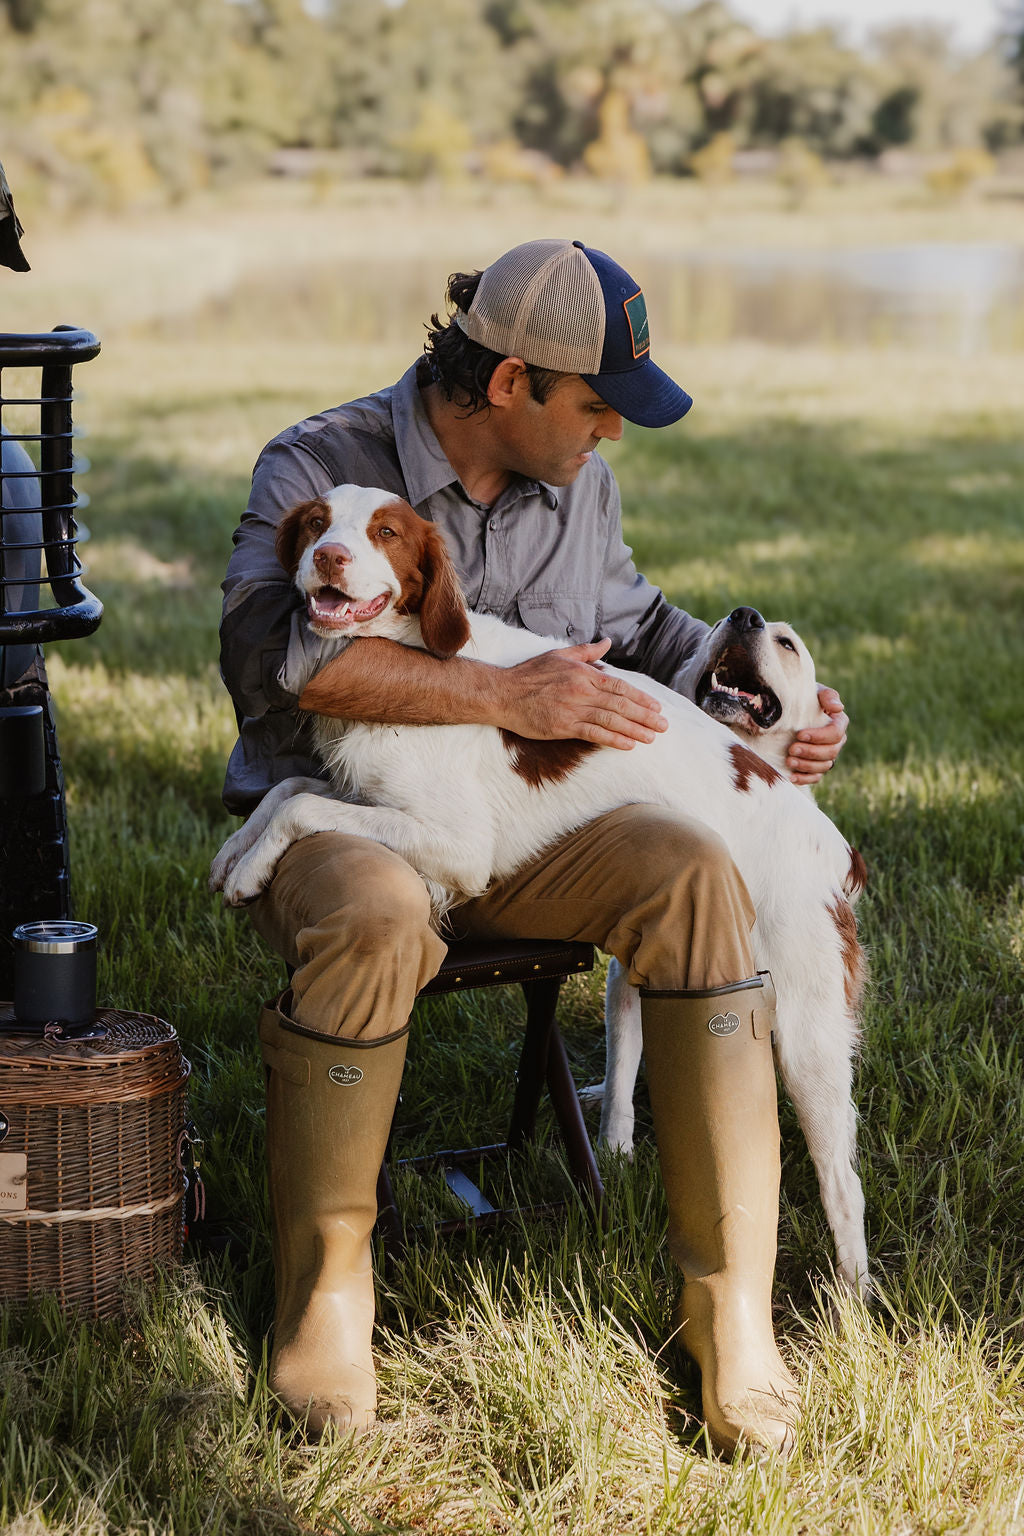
[
  {"xmin": 776, "ymin": 636, "xmax": 797, "ymax": 653},
  {"xmin": 308, "ymin": 516, "xmax": 325, "ymax": 534},
  {"xmin": 376, "ymin": 525, "xmax": 397, "ymax": 539}
]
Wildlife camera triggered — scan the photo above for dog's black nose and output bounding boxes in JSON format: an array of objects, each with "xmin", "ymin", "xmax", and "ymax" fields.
[{"xmin": 728, "ymin": 606, "xmax": 765, "ymax": 632}]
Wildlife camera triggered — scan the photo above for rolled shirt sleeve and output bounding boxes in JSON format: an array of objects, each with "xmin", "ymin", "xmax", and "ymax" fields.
[
  {"xmin": 220, "ymin": 440, "xmax": 358, "ymax": 813},
  {"xmin": 221, "ymin": 441, "xmax": 337, "ymax": 720}
]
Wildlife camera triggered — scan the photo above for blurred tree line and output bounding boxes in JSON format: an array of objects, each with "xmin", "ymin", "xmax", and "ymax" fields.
[{"xmin": 0, "ymin": 0, "xmax": 1021, "ymax": 208}]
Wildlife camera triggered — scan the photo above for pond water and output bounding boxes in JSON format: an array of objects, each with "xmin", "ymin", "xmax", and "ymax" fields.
[
  {"xmin": 644, "ymin": 242, "xmax": 1024, "ymax": 353},
  {"xmin": 175, "ymin": 241, "xmax": 1024, "ymax": 354}
]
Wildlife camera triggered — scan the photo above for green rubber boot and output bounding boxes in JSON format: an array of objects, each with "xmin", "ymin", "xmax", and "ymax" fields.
[
  {"xmin": 259, "ymin": 992, "xmax": 407, "ymax": 1436},
  {"xmin": 641, "ymin": 973, "xmax": 799, "ymax": 1457}
]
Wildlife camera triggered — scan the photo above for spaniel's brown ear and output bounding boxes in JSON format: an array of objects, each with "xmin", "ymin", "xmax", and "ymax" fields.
[
  {"xmin": 418, "ymin": 523, "xmax": 471, "ymax": 658},
  {"xmin": 275, "ymin": 497, "xmax": 329, "ymax": 577}
]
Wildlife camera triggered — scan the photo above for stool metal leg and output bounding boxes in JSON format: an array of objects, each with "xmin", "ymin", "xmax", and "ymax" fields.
[
  {"xmin": 376, "ymin": 966, "xmax": 604, "ymax": 1246},
  {"xmin": 506, "ymin": 976, "xmax": 561, "ymax": 1151},
  {"xmin": 544, "ymin": 1021, "xmax": 605, "ymax": 1212},
  {"xmin": 508, "ymin": 976, "xmax": 604, "ymax": 1213}
]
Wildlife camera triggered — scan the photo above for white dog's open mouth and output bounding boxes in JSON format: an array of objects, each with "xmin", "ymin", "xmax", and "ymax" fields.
[
  {"xmin": 306, "ymin": 587, "xmax": 391, "ymax": 632},
  {"xmin": 696, "ymin": 646, "xmax": 782, "ymax": 731}
]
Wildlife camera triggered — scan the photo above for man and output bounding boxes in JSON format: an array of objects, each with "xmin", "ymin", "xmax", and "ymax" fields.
[{"xmin": 220, "ymin": 239, "xmax": 847, "ymax": 1457}]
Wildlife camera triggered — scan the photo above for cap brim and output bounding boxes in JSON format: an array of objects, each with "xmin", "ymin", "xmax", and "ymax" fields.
[{"xmin": 582, "ymin": 358, "xmax": 692, "ymax": 428}]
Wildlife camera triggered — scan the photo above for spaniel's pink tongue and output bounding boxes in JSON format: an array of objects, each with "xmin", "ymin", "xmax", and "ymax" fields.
[{"xmin": 308, "ymin": 590, "xmax": 390, "ymax": 626}]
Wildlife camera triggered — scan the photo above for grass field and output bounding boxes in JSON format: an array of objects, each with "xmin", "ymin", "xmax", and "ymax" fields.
[{"xmin": 2, "ymin": 181, "xmax": 1024, "ymax": 1534}]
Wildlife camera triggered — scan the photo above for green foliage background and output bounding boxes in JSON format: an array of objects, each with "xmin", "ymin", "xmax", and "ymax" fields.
[{"xmin": 1, "ymin": 0, "xmax": 1022, "ymax": 211}]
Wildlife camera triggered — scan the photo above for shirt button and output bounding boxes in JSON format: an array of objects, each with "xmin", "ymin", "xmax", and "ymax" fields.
[
  {"xmin": 566, "ymin": 623, "xmax": 575, "ymax": 637},
  {"xmin": 488, "ymin": 519, "xmax": 498, "ymax": 531}
]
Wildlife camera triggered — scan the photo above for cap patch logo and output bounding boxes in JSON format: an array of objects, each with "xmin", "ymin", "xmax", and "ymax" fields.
[
  {"xmin": 623, "ymin": 289, "xmax": 650, "ymax": 359},
  {"xmin": 708, "ymin": 1012, "xmax": 741, "ymax": 1037}
]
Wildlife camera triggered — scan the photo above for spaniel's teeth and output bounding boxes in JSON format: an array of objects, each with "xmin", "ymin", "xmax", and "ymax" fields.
[{"xmin": 312, "ymin": 597, "xmax": 351, "ymax": 619}]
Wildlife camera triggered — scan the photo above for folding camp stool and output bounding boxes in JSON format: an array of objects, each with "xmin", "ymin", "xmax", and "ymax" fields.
[{"xmin": 375, "ymin": 936, "xmax": 604, "ymax": 1256}]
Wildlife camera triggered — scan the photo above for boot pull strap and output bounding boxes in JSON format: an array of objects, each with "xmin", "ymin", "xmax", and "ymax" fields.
[
  {"xmin": 260, "ymin": 1038, "xmax": 310, "ymax": 1086},
  {"xmin": 751, "ymin": 1007, "xmax": 772, "ymax": 1039},
  {"xmin": 752, "ymin": 970, "xmax": 776, "ymax": 1039}
]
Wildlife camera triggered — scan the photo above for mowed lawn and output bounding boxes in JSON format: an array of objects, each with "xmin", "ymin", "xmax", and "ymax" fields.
[{"xmin": 2, "ymin": 187, "xmax": 1024, "ymax": 1534}]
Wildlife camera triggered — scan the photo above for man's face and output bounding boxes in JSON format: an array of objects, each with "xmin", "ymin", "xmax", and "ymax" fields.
[{"xmin": 495, "ymin": 372, "xmax": 624, "ymax": 486}]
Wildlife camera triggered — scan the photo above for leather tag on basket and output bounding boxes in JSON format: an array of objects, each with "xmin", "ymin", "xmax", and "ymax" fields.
[{"xmin": 0, "ymin": 1153, "xmax": 27, "ymax": 1212}]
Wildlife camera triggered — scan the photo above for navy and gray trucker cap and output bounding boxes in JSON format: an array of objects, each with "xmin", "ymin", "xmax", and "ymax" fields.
[{"xmin": 456, "ymin": 238, "xmax": 692, "ymax": 428}]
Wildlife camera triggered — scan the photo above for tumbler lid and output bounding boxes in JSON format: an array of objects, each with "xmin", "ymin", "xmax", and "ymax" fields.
[{"xmin": 12, "ymin": 920, "xmax": 98, "ymax": 954}]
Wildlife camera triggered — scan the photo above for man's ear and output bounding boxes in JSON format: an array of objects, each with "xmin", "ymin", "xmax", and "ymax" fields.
[
  {"xmin": 486, "ymin": 355, "xmax": 528, "ymax": 410},
  {"xmin": 418, "ymin": 524, "xmax": 471, "ymax": 658}
]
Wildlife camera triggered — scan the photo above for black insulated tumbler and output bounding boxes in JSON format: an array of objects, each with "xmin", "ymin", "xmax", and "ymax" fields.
[{"xmin": 12, "ymin": 919, "xmax": 98, "ymax": 1026}]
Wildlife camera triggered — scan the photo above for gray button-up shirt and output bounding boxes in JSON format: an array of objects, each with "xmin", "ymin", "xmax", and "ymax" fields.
[{"xmin": 220, "ymin": 359, "xmax": 708, "ymax": 813}]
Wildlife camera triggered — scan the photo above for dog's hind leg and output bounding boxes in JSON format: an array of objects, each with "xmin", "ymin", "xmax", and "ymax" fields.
[
  {"xmin": 580, "ymin": 956, "xmax": 644, "ymax": 1154},
  {"xmin": 223, "ymin": 794, "xmax": 491, "ymax": 910}
]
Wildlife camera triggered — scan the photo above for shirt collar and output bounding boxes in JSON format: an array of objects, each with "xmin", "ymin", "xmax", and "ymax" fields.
[
  {"xmin": 498, "ymin": 477, "xmax": 561, "ymax": 513},
  {"xmin": 392, "ymin": 359, "xmax": 562, "ymax": 512},
  {"xmin": 392, "ymin": 362, "xmax": 460, "ymax": 507}
]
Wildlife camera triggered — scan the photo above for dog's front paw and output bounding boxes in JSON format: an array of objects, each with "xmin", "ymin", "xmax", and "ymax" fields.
[
  {"xmin": 209, "ymin": 830, "xmax": 252, "ymax": 892},
  {"xmin": 222, "ymin": 851, "xmax": 275, "ymax": 907},
  {"xmin": 578, "ymin": 1081, "xmax": 606, "ymax": 1105},
  {"xmin": 209, "ymin": 854, "xmax": 232, "ymax": 893}
]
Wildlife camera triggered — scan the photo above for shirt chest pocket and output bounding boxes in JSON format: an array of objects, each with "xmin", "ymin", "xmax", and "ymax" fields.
[{"xmin": 516, "ymin": 593, "xmax": 600, "ymax": 645}]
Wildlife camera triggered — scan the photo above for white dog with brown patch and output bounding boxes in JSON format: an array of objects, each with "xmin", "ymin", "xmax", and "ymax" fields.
[
  {"xmin": 210, "ymin": 484, "xmax": 870, "ymax": 1289},
  {"xmin": 587, "ymin": 605, "xmax": 839, "ymax": 1154}
]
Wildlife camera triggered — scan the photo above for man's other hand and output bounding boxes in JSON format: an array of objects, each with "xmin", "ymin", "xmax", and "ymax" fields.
[{"xmin": 786, "ymin": 685, "xmax": 849, "ymax": 787}]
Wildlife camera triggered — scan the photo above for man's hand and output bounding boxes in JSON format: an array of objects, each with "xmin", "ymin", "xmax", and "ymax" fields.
[
  {"xmin": 786, "ymin": 684, "xmax": 848, "ymax": 787},
  {"xmin": 496, "ymin": 638, "xmax": 667, "ymax": 750}
]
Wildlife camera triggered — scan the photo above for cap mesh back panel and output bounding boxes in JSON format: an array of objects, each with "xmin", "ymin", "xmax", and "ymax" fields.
[{"xmin": 462, "ymin": 242, "xmax": 606, "ymax": 372}]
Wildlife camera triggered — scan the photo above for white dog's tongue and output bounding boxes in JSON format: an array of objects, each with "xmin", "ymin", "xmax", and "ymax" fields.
[{"xmin": 711, "ymin": 671, "xmax": 763, "ymax": 711}]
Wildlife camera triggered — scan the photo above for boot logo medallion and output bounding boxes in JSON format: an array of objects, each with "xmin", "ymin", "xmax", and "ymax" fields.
[
  {"xmin": 708, "ymin": 1012, "xmax": 741, "ymax": 1036},
  {"xmin": 328, "ymin": 1064, "xmax": 364, "ymax": 1086}
]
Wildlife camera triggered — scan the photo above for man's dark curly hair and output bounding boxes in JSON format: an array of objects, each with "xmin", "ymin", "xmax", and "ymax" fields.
[{"xmin": 422, "ymin": 270, "xmax": 568, "ymax": 415}]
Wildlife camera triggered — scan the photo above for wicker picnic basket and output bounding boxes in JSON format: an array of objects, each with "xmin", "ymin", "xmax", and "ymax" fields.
[{"xmin": 0, "ymin": 1005, "xmax": 190, "ymax": 1319}]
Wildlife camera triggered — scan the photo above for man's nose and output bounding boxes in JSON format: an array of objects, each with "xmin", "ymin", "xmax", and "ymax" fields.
[{"xmin": 596, "ymin": 409, "xmax": 624, "ymax": 442}]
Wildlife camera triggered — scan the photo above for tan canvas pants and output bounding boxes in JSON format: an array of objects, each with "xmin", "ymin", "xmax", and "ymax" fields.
[{"xmin": 248, "ymin": 804, "xmax": 758, "ymax": 1040}]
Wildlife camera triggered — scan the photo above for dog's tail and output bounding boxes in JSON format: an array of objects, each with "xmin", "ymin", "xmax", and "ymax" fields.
[{"xmin": 843, "ymin": 846, "xmax": 868, "ymax": 901}]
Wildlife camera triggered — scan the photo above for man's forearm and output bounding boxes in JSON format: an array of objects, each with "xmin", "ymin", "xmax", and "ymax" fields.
[
  {"xmin": 298, "ymin": 634, "xmax": 668, "ymax": 751},
  {"xmin": 298, "ymin": 637, "xmax": 504, "ymax": 726}
]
